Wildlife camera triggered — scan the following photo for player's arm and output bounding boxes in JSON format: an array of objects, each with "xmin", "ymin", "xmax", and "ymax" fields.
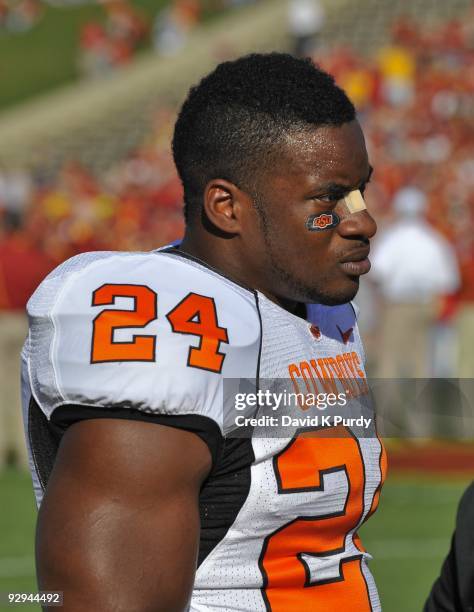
[{"xmin": 36, "ymin": 417, "xmax": 212, "ymax": 612}]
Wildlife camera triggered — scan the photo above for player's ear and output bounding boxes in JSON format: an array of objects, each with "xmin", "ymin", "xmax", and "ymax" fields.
[{"xmin": 203, "ymin": 179, "xmax": 247, "ymax": 234}]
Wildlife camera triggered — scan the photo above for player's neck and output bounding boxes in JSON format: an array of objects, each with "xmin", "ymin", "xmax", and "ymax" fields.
[
  {"xmin": 178, "ymin": 233, "xmax": 259, "ymax": 292},
  {"xmin": 178, "ymin": 233, "xmax": 302, "ymax": 316}
]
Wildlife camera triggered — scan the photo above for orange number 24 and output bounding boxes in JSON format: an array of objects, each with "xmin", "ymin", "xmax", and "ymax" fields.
[{"xmin": 91, "ymin": 284, "xmax": 228, "ymax": 373}]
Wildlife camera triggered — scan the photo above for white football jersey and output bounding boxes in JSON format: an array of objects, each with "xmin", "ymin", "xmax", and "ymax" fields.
[{"xmin": 22, "ymin": 247, "xmax": 386, "ymax": 612}]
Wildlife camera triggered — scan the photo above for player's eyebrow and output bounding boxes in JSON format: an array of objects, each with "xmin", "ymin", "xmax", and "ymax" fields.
[{"xmin": 313, "ymin": 165, "xmax": 374, "ymax": 196}]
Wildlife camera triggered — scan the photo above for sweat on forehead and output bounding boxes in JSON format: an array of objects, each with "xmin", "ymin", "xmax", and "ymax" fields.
[{"xmin": 265, "ymin": 122, "xmax": 369, "ymax": 184}]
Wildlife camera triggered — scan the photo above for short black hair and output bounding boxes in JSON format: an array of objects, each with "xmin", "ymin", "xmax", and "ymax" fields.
[{"xmin": 172, "ymin": 52, "xmax": 355, "ymax": 222}]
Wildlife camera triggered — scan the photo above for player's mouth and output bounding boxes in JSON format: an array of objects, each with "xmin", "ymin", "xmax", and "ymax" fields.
[{"xmin": 339, "ymin": 247, "xmax": 371, "ymax": 276}]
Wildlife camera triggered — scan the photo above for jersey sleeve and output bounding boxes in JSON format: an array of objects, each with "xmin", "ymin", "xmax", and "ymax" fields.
[{"xmin": 25, "ymin": 251, "xmax": 261, "ymax": 458}]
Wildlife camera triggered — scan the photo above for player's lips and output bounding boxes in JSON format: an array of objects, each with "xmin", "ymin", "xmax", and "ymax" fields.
[{"xmin": 339, "ymin": 247, "xmax": 371, "ymax": 276}]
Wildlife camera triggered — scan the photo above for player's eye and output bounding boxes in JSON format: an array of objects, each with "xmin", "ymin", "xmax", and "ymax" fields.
[{"xmin": 317, "ymin": 192, "xmax": 345, "ymax": 204}]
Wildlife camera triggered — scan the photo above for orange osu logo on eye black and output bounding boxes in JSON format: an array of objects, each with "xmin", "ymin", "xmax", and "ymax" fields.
[{"xmin": 306, "ymin": 211, "xmax": 340, "ymax": 232}]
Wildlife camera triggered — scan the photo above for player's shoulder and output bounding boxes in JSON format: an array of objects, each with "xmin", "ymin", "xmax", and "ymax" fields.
[
  {"xmin": 27, "ymin": 250, "xmax": 153, "ymax": 312},
  {"xmin": 28, "ymin": 248, "xmax": 259, "ymax": 322},
  {"xmin": 25, "ymin": 247, "xmax": 262, "ymax": 431}
]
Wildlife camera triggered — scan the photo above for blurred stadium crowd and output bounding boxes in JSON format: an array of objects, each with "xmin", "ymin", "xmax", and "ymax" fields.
[
  {"xmin": 0, "ymin": 0, "xmax": 260, "ymax": 76},
  {"xmin": 78, "ymin": 0, "xmax": 258, "ymax": 78},
  {"xmin": 78, "ymin": 0, "xmax": 149, "ymax": 77},
  {"xmin": 1, "ymin": 0, "xmax": 474, "ymax": 468}
]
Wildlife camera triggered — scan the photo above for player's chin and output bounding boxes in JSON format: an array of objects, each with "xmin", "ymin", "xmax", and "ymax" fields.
[{"xmin": 317, "ymin": 276, "xmax": 360, "ymax": 306}]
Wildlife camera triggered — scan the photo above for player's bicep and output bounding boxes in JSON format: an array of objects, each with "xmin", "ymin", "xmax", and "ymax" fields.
[{"xmin": 36, "ymin": 418, "xmax": 212, "ymax": 612}]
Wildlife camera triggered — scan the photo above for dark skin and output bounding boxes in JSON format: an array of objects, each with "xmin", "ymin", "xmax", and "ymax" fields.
[{"xmin": 37, "ymin": 119, "xmax": 376, "ymax": 611}]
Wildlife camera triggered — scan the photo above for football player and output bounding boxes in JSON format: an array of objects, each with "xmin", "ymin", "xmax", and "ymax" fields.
[{"xmin": 22, "ymin": 53, "xmax": 386, "ymax": 611}]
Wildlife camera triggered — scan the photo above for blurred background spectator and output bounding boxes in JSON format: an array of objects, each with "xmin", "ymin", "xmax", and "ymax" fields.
[
  {"xmin": 153, "ymin": 0, "xmax": 200, "ymax": 56},
  {"xmin": 78, "ymin": 1, "xmax": 148, "ymax": 78},
  {"xmin": 287, "ymin": 0, "xmax": 325, "ymax": 57},
  {"xmin": 370, "ymin": 186, "xmax": 460, "ymax": 379},
  {"xmin": 0, "ymin": 0, "xmax": 43, "ymax": 34},
  {"xmin": 370, "ymin": 186, "xmax": 460, "ymax": 437}
]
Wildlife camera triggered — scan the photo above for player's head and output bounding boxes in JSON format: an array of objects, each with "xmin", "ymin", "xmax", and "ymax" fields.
[{"xmin": 173, "ymin": 53, "xmax": 376, "ymax": 306}]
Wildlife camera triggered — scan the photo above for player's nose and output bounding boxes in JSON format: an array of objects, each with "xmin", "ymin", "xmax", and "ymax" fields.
[{"xmin": 338, "ymin": 210, "xmax": 377, "ymax": 240}]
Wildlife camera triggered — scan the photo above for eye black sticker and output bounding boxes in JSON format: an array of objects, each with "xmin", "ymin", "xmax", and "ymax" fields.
[{"xmin": 305, "ymin": 211, "xmax": 340, "ymax": 232}]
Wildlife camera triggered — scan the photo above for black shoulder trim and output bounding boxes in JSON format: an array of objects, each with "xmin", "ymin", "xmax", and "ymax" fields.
[
  {"xmin": 255, "ymin": 292, "xmax": 263, "ymax": 391},
  {"xmin": 198, "ymin": 437, "xmax": 255, "ymax": 567},
  {"xmin": 51, "ymin": 405, "xmax": 224, "ymax": 468},
  {"xmin": 349, "ymin": 301, "xmax": 358, "ymax": 320},
  {"xmin": 28, "ymin": 397, "xmax": 62, "ymax": 492}
]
